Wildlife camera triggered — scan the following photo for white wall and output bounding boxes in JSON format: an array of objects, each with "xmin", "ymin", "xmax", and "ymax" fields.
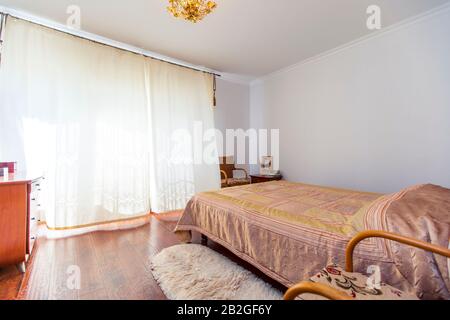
[
  {"xmin": 215, "ymin": 78, "xmax": 250, "ymax": 171},
  {"xmin": 250, "ymin": 8, "xmax": 450, "ymax": 193},
  {"xmin": 215, "ymin": 78, "xmax": 250, "ymax": 137}
]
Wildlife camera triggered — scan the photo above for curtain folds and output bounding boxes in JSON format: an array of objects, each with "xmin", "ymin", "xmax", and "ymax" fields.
[
  {"xmin": 145, "ymin": 59, "xmax": 220, "ymax": 212},
  {"xmin": 0, "ymin": 18, "xmax": 220, "ymax": 229}
]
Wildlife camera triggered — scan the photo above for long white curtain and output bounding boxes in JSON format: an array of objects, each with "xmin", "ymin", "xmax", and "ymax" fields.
[
  {"xmin": 0, "ymin": 18, "xmax": 220, "ymax": 229},
  {"xmin": 145, "ymin": 60, "xmax": 220, "ymax": 212}
]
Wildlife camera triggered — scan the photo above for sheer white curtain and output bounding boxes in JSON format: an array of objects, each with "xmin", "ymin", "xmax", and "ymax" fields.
[
  {"xmin": 0, "ymin": 18, "xmax": 220, "ymax": 229},
  {"xmin": 145, "ymin": 59, "xmax": 220, "ymax": 212}
]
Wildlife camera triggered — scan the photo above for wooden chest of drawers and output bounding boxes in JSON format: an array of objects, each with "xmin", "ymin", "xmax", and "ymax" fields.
[{"xmin": 0, "ymin": 173, "xmax": 43, "ymax": 272}]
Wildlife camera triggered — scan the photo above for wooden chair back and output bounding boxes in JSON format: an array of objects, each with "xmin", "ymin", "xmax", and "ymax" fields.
[{"xmin": 219, "ymin": 156, "xmax": 236, "ymax": 179}]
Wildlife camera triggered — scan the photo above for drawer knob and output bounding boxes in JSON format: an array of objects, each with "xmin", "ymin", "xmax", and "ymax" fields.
[
  {"xmin": 31, "ymin": 217, "xmax": 36, "ymax": 221},
  {"xmin": 31, "ymin": 237, "xmax": 36, "ymax": 240}
]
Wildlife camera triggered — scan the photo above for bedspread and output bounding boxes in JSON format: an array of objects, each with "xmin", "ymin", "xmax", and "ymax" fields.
[{"xmin": 176, "ymin": 181, "xmax": 450, "ymax": 299}]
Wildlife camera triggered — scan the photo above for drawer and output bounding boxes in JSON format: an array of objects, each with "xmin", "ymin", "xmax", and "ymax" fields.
[
  {"xmin": 29, "ymin": 234, "xmax": 37, "ymax": 254},
  {"xmin": 31, "ymin": 179, "xmax": 43, "ymax": 193},
  {"xmin": 29, "ymin": 214, "xmax": 39, "ymax": 225},
  {"xmin": 30, "ymin": 178, "xmax": 44, "ymax": 221},
  {"xmin": 30, "ymin": 218, "xmax": 38, "ymax": 238},
  {"xmin": 250, "ymin": 175, "xmax": 283, "ymax": 184},
  {"xmin": 252, "ymin": 177, "xmax": 266, "ymax": 184},
  {"xmin": 30, "ymin": 193, "xmax": 42, "ymax": 207},
  {"xmin": 28, "ymin": 215, "xmax": 39, "ymax": 254},
  {"xmin": 30, "ymin": 197, "xmax": 42, "ymax": 218},
  {"xmin": 27, "ymin": 178, "xmax": 44, "ymax": 255}
]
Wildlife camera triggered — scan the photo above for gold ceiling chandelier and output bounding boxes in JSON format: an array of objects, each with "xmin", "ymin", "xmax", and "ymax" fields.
[{"xmin": 167, "ymin": 0, "xmax": 217, "ymax": 23}]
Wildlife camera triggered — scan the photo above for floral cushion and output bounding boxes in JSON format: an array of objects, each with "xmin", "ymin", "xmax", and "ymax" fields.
[{"xmin": 301, "ymin": 264, "xmax": 418, "ymax": 300}]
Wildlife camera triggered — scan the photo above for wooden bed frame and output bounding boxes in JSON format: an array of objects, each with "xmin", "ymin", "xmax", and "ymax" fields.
[{"xmin": 201, "ymin": 234, "xmax": 208, "ymax": 246}]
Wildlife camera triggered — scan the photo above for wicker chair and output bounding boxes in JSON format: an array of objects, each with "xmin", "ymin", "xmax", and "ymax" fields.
[
  {"xmin": 284, "ymin": 230, "xmax": 450, "ymax": 300},
  {"xmin": 219, "ymin": 156, "xmax": 250, "ymax": 188}
]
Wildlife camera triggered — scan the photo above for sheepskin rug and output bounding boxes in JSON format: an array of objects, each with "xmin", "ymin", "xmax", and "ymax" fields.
[{"xmin": 150, "ymin": 244, "xmax": 283, "ymax": 300}]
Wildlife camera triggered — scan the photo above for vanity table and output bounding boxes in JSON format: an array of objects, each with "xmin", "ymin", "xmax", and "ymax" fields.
[{"xmin": 0, "ymin": 173, "xmax": 44, "ymax": 272}]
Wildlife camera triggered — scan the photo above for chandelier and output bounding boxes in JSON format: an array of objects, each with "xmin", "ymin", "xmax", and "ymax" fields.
[{"xmin": 167, "ymin": 0, "xmax": 217, "ymax": 23}]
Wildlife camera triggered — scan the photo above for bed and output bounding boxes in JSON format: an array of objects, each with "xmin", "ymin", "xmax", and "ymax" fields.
[{"xmin": 176, "ymin": 181, "xmax": 450, "ymax": 300}]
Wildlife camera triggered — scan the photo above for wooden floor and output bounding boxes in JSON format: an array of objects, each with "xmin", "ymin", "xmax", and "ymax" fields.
[
  {"xmin": 0, "ymin": 213, "xmax": 286, "ymax": 300},
  {"xmin": 0, "ymin": 265, "xmax": 23, "ymax": 300}
]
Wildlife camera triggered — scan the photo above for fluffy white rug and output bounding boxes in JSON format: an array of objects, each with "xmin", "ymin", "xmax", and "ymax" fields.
[{"xmin": 151, "ymin": 244, "xmax": 283, "ymax": 300}]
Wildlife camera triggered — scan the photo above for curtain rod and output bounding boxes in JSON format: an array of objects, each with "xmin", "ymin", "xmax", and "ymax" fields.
[{"xmin": 0, "ymin": 10, "xmax": 221, "ymax": 77}]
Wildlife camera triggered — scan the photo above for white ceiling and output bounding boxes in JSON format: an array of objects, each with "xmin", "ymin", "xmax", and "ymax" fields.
[{"xmin": 1, "ymin": 0, "xmax": 449, "ymax": 78}]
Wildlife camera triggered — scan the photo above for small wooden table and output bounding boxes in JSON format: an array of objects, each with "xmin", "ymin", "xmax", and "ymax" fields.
[{"xmin": 250, "ymin": 174, "xmax": 283, "ymax": 184}]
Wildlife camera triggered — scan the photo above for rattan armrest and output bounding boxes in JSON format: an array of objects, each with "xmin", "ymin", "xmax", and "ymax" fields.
[
  {"xmin": 220, "ymin": 170, "xmax": 228, "ymax": 182},
  {"xmin": 346, "ymin": 230, "xmax": 450, "ymax": 272},
  {"xmin": 284, "ymin": 282, "xmax": 353, "ymax": 300}
]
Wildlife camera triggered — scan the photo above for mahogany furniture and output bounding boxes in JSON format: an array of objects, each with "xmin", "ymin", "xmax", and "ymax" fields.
[
  {"xmin": 250, "ymin": 174, "xmax": 282, "ymax": 184},
  {"xmin": 0, "ymin": 173, "xmax": 43, "ymax": 272},
  {"xmin": 284, "ymin": 230, "xmax": 450, "ymax": 300},
  {"xmin": 219, "ymin": 156, "xmax": 251, "ymax": 188}
]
